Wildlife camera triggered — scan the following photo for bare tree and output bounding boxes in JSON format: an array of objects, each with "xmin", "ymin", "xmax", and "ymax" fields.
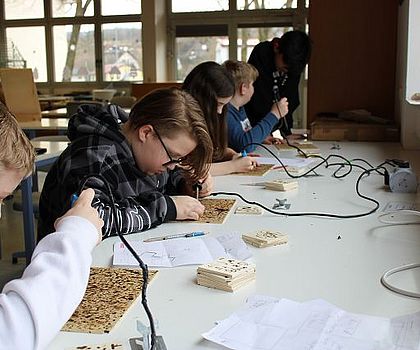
[{"xmin": 61, "ymin": 0, "xmax": 93, "ymax": 81}]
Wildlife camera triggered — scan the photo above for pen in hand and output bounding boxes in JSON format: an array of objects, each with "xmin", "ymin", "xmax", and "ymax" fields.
[{"xmin": 143, "ymin": 231, "xmax": 207, "ymax": 242}]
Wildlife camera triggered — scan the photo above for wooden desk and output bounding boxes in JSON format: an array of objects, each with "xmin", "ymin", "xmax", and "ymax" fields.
[
  {"xmin": 47, "ymin": 142, "xmax": 420, "ymax": 349},
  {"xmin": 19, "ymin": 141, "xmax": 69, "ymax": 264},
  {"xmin": 19, "ymin": 118, "xmax": 69, "ymax": 139},
  {"xmin": 41, "ymin": 108, "xmax": 67, "ymax": 118}
]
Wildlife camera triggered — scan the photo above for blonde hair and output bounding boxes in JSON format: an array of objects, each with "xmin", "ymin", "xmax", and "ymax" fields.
[
  {"xmin": 0, "ymin": 102, "xmax": 35, "ymax": 175},
  {"xmin": 222, "ymin": 60, "xmax": 259, "ymax": 91},
  {"xmin": 128, "ymin": 88, "xmax": 212, "ymax": 181}
]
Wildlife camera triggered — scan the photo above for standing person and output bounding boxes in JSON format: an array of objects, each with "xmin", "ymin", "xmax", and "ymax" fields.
[
  {"xmin": 0, "ymin": 102, "xmax": 103, "ymax": 350},
  {"xmin": 38, "ymin": 88, "xmax": 213, "ymax": 240},
  {"xmin": 183, "ymin": 61, "xmax": 259, "ymax": 176},
  {"xmin": 222, "ymin": 60, "xmax": 288, "ymax": 153},
  {"xmin": 245, "ymin": 30, "xmax": 311, "ymax": 139}
]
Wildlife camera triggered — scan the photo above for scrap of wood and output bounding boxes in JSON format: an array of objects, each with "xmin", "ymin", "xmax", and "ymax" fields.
[
  {"xmin": 234, "ymin": 164, "xmax": 273, "ymax": 176},
  {"xmin": 275, "ymin": 142, "xmax": 320, "ymax": 154},
  {"xmin": 196, "ymin": 198, "xmax": 236, "ymax": 224},
  {"xmin": 62, "ymin": 267, "xmax": 157, "ymax": 334}
]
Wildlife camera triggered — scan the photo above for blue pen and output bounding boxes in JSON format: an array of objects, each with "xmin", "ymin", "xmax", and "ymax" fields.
[
  {"xmin": 143, "ymin": 231, "xmax": 207, "ymax": 242},
  {"xmin": 70, "ymin": 193, "xmax": 79, "ymax": 207},
  {"xmin": 241, "ymin": 150, "xmax": 247, "ymax": 157}
]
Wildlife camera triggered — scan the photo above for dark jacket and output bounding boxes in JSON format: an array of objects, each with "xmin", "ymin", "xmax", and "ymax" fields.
[
  {"xmin": 245, "ymin": 40, "xmax": 301, "ymax": 136},
  {"xmin": 38, "ymin": 104, "xmax": 184, "ymax": 240}
]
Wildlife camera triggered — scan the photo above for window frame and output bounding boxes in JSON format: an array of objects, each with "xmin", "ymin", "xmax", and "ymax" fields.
[{"xmin": 0, "ymin": 0, "xmax": 143, "ymax": 92}]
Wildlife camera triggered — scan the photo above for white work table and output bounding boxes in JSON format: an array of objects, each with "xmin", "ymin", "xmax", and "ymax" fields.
[{"xmin": 48, "ymin": 141, "xmax": 420, "ymax": 349}]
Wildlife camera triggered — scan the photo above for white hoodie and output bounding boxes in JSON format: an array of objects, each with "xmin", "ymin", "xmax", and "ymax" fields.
[{"xmin": 0, "ymin": 216, "xmax": 97, "ymax": 350}]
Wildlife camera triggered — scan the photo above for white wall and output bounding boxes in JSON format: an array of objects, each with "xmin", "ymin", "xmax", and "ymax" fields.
[{"xmin": 397, "ymin": 0, "xmax": 420, "ymax": 149}]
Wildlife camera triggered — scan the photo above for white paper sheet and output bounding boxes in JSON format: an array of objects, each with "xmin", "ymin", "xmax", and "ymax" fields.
[
  {"xmin": 202, "ymin": 295, "xmax": 420, "ymax": 350},
  {"xmin": 113, "ymin": 232, "xmax": 251, "ymax": 267},
  {"xmin": 256, "ymin": 157, "xmax": 316, "ymax": 168}
]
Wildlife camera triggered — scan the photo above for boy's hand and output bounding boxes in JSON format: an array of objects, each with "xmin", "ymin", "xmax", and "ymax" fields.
[
  {"xmin": 54, "ymin": 189, "xmax": 103, "ymax": 244},
  {"xmin": 271, "ymin": 97, "xmax": 288, "ymax": 119},
  {"xmin": 171, "ymin": 196, "xmax": 205, "ymax": 220}
]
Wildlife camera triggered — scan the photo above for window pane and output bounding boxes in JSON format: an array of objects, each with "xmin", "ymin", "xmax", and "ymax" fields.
[
  {"xmin": 52, "ymin": 0, "xmax": 94, "ymax": 18},
  {"xmin": 53, "ymin": 24, "xmax": 95, "ymax": 82},
  {"xmin": 172, "ymin": 0, "xmax": 228, "ymax": 13},
  {"xmin": 6, "ymin": 27, "xmax": 47, "ymax": 82},
  {"xmin": 237, "ymin": 27, "xmax": 291, "ymax": 61},
  {"xmin": 102, "ymin": 23, "xmax": 143, "ymax": 81},
  {"xmin": 237, "ymin": 0, "xmax": 297, "ymax": 10},
  {"xmin": 4, "ymin": 0, "xmax": 44, "ymax": 19},
  {"xmin": 101, "ymin": 0, "xmax": 141, "ymax": 15},
  {"xmin": 176, "ymin": 36, "xmax": 229, "ymax": 80}
]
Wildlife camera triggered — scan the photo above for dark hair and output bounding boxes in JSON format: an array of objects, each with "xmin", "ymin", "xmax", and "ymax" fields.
[
  {"xmin": 277, "ymin": 30, "xmax": 312, "ymax": 75},
  {"xmin": 182, "ymin": 61, "xmax": 235, "ymax": 162},
  {"xmin": 128, "ymin": 88, "xmax": 212, "ymax": 181}
]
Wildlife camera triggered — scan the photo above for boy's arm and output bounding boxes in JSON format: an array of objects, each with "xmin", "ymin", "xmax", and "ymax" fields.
[
  {"xmin": 227, "ymin": 107, "xmax": 278, "ymax": 153},
  {"xmin": 84, "ymin": 176, "xmax": 176, "ymax": 237}
]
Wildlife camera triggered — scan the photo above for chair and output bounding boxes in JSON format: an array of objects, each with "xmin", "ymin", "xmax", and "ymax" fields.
[{"xmin": 0, "ymin": 68, "xmax": 42, "ymax": 122}]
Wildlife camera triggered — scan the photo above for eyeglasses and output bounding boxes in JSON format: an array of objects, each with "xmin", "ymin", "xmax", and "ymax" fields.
[{"xmin": 154, "ymin": 128, "xmax": 185, "ymax": 167}]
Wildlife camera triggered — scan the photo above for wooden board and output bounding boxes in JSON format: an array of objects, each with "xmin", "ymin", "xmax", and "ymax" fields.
[
  {"xmin": 62, "ymin": 267, "xmax": 157, "ymax": 334},
  {"xmin": 196, "ymin": 198, "xmax": 236, "ymax": 224},
  {"xmin": 234, "ymin": 164, "xmax": 273, "ymax": 176},
  {"xmin": 275, "ymin": 142, "xmax": 320, "ymax": 154}
]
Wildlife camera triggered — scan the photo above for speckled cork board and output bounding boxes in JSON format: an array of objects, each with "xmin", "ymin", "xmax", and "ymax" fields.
[
  {"xmin": 196, "ymin": 198, "xmax": 236, "ymax": 224},
  {"xmin": 62, "ymin": 267, "xmax": 158, "ymax": 334},
  {"xmin": 234, "ymin": 164, "xmax": 273, "ymax": 176}
]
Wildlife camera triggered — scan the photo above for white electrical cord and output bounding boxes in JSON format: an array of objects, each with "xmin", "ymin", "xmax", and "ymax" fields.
[
  {"xmin": 378, "ymin": 210, "xmax": 420, "ymax": 225},
  {"xmin": 378, "ymin": 209, "xmax": 420, "ymax": 298},
  {"xmin": 381, "ymin": 263, "xmax": 420, "ymax": 298}
]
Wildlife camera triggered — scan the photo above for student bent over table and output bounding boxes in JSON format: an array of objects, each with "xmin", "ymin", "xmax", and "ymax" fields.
[{"xmin": 38, "ymin": 88, "xmax": 213, "ymax": 240}]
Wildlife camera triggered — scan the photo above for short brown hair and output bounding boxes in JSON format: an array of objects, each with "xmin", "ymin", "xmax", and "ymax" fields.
[
  {"xmin": 0, "ymin": 102, "xmax": 35, "ymax": 175},
  {"xmin": 128, "ymin": 88, "xmax": 212, "ymax": 181},
  {"xmin": 222, "ymin": 60, "xmax": 259, "ymax": 91}
]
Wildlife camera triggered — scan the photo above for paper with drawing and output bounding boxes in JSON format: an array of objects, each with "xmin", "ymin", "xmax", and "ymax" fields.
[{"xmin": 113, "ymin": 233, "xmax": 251, "ymax": 267}]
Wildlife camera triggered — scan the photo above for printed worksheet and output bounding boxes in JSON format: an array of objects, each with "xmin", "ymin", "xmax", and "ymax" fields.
[
  {"xmin": 202, "ymin": 295, "xmax": 420, "ymax": 350},
  {"xmin": 113, "ymin": 232, "xmax": 251, "ymax": 267}
]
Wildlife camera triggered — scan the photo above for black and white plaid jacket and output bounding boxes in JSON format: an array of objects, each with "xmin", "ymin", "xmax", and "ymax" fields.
[{"xmin": 38, "ymin": 104, "xmax": 186, "ymax": 240}]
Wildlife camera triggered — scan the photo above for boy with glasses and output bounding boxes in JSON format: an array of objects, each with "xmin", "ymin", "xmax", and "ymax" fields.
[{"xmin": 38, "ymin": 88, "xmax": 213, "ymax": 240}]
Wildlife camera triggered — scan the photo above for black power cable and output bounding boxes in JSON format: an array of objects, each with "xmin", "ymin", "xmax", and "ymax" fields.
[{"xmin": 78, "ymin": 174, "xmax": 157, "ymax": 349}]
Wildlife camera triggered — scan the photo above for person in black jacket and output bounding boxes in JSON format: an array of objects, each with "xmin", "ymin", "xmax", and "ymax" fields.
[
  {"xmin": 245, "ymin": 30, "xmax": 311, "ymax": 139},
  {"xmin": 38, "ymin": 88, "xmax": 213, "ymax": 240}
]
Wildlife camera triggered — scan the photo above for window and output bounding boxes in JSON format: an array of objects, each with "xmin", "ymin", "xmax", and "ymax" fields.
[
  {"xmin": 171, "ymin": 0, "xmax": 228, "ymax": 13},
  {"xmin": 1, "ymin": 0, "xmax": 143, "ymax": 85},
  {"xmin": 53, "ymin": 24, "xmax": 95, "ymax": 82},
  {"xmin": 237, "ymin": 27, "xmax": 291, "ymax": 61},
  {"xmin": 102, "ymin": 22, "xmax": 143, "ymax": 81},
  {"xmin": 6, "ymin": 27, "xmax": 47, "ymax": 81},
  {"xmin": 52, "ymin": 0, "xmax": 94, "ymax": 18},
  {"xmin": 4, "ymin": 0, "xmax": 44, "ymax": 20},
  {"xmin": 176, "ymin": 36, "xmax": 229, "ymax": 80},
  {"xmin": 237, "ymin": 0, "xmax": 297, "ymax": 10}
]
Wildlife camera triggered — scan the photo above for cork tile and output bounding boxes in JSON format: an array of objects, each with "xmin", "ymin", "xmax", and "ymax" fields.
[
  {"xmin": 62, "ymin": 267, "xmax": 158, "ymax": 334},
  {"xmin": 196, "ymin": 198, "xmax": 236, "ymax": 224},
  {"xmin": 234, "ymin": 164, "xmax": 273, "ymax": 176}
]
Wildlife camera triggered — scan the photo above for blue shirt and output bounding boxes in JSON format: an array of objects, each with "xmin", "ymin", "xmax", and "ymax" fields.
[{"xmin": 227, "ymin": 103, "xmax": 278, "ymax": 153}]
